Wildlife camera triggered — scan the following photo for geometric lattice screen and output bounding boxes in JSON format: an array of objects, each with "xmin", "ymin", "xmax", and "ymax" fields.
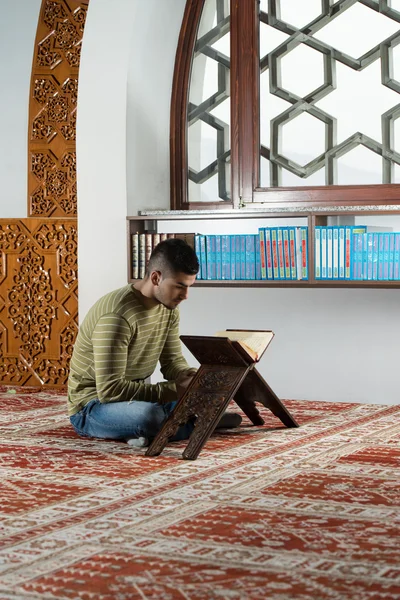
[
  {"xmin": 29, "ymin": 0, "xmax": 89, "ymax": 216},
  {"xmin": 0, "ymin": 219, "xmax": 78, "ymax": 387},
  {"xmin": 260, "ymin": 0, "xmax": 400, "ymax": 187},
  {"xmin": 188, "ymin": 0, "xmax": 231, "ymax": 203}
]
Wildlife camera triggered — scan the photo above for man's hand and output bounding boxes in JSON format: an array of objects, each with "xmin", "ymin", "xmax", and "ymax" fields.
[{"xmin": 175, "ymin": 370, "xmax": 196, "ymax": 399}]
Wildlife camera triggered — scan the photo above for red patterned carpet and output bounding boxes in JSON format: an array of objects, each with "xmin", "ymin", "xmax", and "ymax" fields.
[{"xmin": 0, "ymin": 386, "xmax": 399, "ymax": 600}]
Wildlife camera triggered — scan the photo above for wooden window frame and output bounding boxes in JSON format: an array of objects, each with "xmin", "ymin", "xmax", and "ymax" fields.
[{"xmin": 170, "ymin": 0, "xmax": 400, "ymax": 211}]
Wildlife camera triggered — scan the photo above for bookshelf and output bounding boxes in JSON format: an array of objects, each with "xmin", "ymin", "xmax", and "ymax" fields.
[{"xmin": 127, "ymin": 208, "xmax": 400, "ymax": 288}]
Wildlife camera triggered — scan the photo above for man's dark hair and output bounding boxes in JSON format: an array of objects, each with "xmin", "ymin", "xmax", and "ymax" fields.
[{"xmin": 146, "ymin": 238, "xmax": 199, "ymax": 277}]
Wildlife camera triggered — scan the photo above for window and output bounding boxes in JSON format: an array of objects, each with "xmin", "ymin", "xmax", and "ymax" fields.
[{"xmin": 171, "ymin": 0, "xmax": 400, "ymax": 210}]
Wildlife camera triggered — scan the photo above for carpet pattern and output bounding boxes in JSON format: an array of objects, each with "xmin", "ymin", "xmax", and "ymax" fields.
[{"xmin": 0, "ymin": 386, "xmax": 399, "ymax": 600}]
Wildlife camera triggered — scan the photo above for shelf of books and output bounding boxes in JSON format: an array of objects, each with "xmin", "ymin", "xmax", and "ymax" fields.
[{"xmin": 127, "ymin": 210, "xmax": 400, "ymax": 288}]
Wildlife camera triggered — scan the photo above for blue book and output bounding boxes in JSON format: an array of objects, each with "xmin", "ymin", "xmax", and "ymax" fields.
[
  {"xmin": 215, "ymin": 235, "xmax": 222, "ymax": 280},
  {"xmin": 332, "ymin": 227, "xmax": 339, "ymax": 280},
  {"xmin": 372, "ymin": 233, "xmax": 379, "ymax": 281},
  {"xmin": 230, "ymin": 235, "xmax": 236, "ymax": 280},
  {"xmin": 195, "ymin": 234, "xmax": 202, "ymax": 280},
  {"xmin": 383, "ymin": 233, "xmax": 390, "ymax": 281},
  {"xmin": 327, "ymin": 227, "xmax": 333, "ymax": 279},
  {"xmin": 366, "ymin": 232, "xmax": 373, "ymax": 281},
  {"xmin": 289, "ymin": 227, "xmax": 297, "ymax": 280},
  {"xmin": 314, "ymin": 226, "xmax": 321, "ymax": 279},
  {"xmin": 321, "ymin": 228, "xmax": 327, "ymax": 279},
  {"xmin": 199, "ymin": 234, "xmax": 207, "ymax": 280},
  {"xmin": 221, "ymin": 234, "xmax": 230, "ymax": 280},
  {"xmin": 265, "ymin": 228, "xmax": 274, "ymax": 280},
  {"xmin": 338, "ymin": 226, "xmax": 345, "ymax": 279},
  {"xmin": 206, "ymin": 235, "xmax": 216, "ymax": 280},
  {"xmin": 245, "ymin": 235, "xmax": 256, "ymax": 280},
  {"xmin": 300, "ymin": 227, "xmax": 309, "ymax": 280},
  {"xmin": 235, "ymin": 235, "xmax": 241, "ymax": 280},
  {"xmin": 259, "ymin": 229, "xmax": 267, "ymax": 280},
  {"xmin": 389, "ymin": 233, "xmax": 395, "ymax": 280},
  {"xmin": 394, "ymin": 233, "xmax": 400, "ymax": 280},
  {"xmin": 255, "ymin": 234, "xmax": 262, "ymax": 280}
]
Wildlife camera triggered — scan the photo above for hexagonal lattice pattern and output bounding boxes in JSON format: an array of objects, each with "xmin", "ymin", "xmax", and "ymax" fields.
[
  {"xmin": 187, "ymin": 0, "xmax": 231, "ymax": 202},
  {"xmin": 260, "ymin": 0, "xmax": 400, "ymax": 186}
]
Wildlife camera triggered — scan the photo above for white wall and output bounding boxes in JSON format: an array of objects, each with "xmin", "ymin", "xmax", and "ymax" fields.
[
  {"xmin": 0, "ymin": 0, "xmax": 42, "ymax": 217},
  {"xmin": 126, "ymin": 0, "xmax": 186, "ymax": 214},
  {"xmin": 76, "ymin": 0, "xmax": 138, "ymax": 319},
  {"xmin": 77, "ymin": 0, "xmax": 186, "ymax": 319}
]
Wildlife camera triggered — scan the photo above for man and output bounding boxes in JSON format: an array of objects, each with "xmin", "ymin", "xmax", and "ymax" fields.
[{"xmin": 68, "ymin": 238, "xmax": 241, "ymax": 447}]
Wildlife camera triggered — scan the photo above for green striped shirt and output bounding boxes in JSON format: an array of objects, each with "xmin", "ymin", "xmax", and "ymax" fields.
[{"xmin": 67, "ymin": 284, "xmax": 192, "ymax": 415}]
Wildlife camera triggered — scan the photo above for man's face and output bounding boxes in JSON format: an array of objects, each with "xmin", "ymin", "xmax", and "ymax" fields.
[{"xmin": 154, "ymin": 271, "xmax": 197, "ymax": 309}]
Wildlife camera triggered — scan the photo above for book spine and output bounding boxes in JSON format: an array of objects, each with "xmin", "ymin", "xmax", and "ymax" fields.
[
  {"xmin": 345, "ymin": 227, "xmax": 351, "ymax": 280},
  {"xmin": 195, "ymin": 234, "xmax": 202, "ymax": 280},
  {"xmin": 372, "ymin": 232, "xmax": 379, "ymax": 281},
  {"xmin": 394, "ymin": 233, "xmax": 400, "ymax": 280},
  {"xmin": 221, "ymin": 234, "xmax": 230, "ymax": 280},
  {"xmin": 314, "ymin": 226, "xmax": 321, "ymax": 279},
  {"xmin": 383, "ymin": 232, "xmax": 390, "ymax": 281},
  {"xmin": 265, "ymin": 228, "xmax": 273, "ymax": 280},
  {"xmin": 139, "ymin": 233, "xmax": 146, "ymax": 279},
  {"xmin": 271, "ymin": 228, "xmax": 279, "ymax": 280},
  {"xmin": 206, "ymin": 235, "xmax": 216, "ymax": 279},
  {"xmin": 338, "ymin": 226, "xmax": 345, "ymax": 279},
  {"xmin": 131, "ymin": 233, "xmax": 139, "ymax": 280},
  {"xmin": 235, "ymin": 235, "xmax": 241, "ymax": 280},
  {"xmin": 389, "ymin": 232, "xmax": 395, "ymax": 280},
  {"xmin": 245, "ymin": 234, "xmax": 256, "ymax": 280},
  {"xmin": 145, "ymin": 233, "xmax": 153, "ymax": 270},
  {"xmin": 321, "ymin": 227, "xmax": 327, "ymax": 279},
  {"xmin": 366, "ymin": 232, "xmax": 373, "ymax": 280},
  {"xmin": 216, "ymin": 234, "xmax": 222, "ymax": 280},
  {"xmin": 200, "ymin": 234, "xmax": 207, "ymax": 280},
  {"xmin": 240, "ymin": 235, "xmax": 246, "ymax": 280},
  {"xmin": 301, "ymin": 227, "xmax": 308, "ymax": 280},
  {"xmin": 378, "ymin": 233, "xmax": 384, "ymax": 280},
  {"xmin": 333, "ymin": 227, "xmax": 339, "ymax": 280},
  {"xmin": 259, "ymin": 228, "xmax": 267, "ymax": 280},
  {"xmin": 255, "ymin": 234, "xmax": 262, "ymax": 280},
  {"xmin": 277, "ymin": 228, "xmax": 285, "ymax": 279},
  {"xmin": 153, "ymin": 233, "xmax": 160, "ymax": 248},
  {"xmin": 230, "ymin": 235, "xmax": 236, "ymax": 280},
  {"xmin": 327, "ymin": 227, "xmax": 333, "ymax": 280},
  {"xmin": 289, "ymin": 227, "xmax": 296, "ymax": 280},
  {"xmin": 283, "ymin": 227, "xmax": 291, "ymax": 279}
]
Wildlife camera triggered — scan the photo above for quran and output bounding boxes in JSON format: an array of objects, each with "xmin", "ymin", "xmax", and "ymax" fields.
[{"xmin": 213, "ymin": 329, "xmax": 274, "ymax": 362}]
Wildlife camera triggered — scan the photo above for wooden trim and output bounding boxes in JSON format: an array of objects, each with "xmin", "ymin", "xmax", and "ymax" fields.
[
  {"xmin": 231, "ymin": 0, "xmax": 258, "ymax": 207},
  {"xmin": 248, "ymin": 184, "xmax": 400, "ymax": 208},
  {"xmin": 170, "ymin": 0, "xmax": 204, "ymax": 210}
]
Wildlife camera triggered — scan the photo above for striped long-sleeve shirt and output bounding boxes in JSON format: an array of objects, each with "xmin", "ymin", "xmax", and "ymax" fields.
[{"xmin": 67, "ymin": 285, "xmax": 193, "ymax": 415}]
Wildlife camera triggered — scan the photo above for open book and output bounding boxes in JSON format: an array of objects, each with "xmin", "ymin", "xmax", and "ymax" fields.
[{"xmin": 214, "ymin": 329, "xmax": 274, "ymax": 362}]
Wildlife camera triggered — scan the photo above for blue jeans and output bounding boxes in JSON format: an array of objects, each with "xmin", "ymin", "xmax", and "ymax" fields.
[{"xmin": 70, "ymin": 398, "xmax": 194, "ymax": 442}]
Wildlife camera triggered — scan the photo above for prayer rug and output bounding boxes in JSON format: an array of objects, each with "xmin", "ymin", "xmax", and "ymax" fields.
[{"xmin": 0, "ymin": 385, "xmax": 399, "ymax": 600}]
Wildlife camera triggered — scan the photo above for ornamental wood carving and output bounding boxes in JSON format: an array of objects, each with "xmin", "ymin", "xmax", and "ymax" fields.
[
  {"xmin": 0, "ymin": 219, "xmax": 78, "ymax": 387},
  {"xmin": 28, "ymin": 0, "xmax": 89, "ymax": 217}
]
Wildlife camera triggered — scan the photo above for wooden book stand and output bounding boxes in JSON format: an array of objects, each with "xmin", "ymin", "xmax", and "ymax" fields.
[{"xmin": 145, "ymin": 334, "xmax": 299, "ymax": 460}]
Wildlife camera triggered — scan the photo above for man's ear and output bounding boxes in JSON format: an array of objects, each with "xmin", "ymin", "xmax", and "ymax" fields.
[{"xmin": 150, "ymin": 270, "xmax": 162, "ymax": 286}]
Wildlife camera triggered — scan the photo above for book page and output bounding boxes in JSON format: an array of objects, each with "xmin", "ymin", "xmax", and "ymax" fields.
[{"xmin": 214, "ymin": 330, "xmax": 274, "ymax": 359}]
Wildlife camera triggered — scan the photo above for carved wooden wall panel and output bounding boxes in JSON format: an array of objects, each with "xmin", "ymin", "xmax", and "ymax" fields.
[
  {"xmin": 28, "ymin": 0, "xmax": 89, "ymax": 217},
  {"xmin": 0, "ymin": 219, "xmax": 78, "ymax": 387}
]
